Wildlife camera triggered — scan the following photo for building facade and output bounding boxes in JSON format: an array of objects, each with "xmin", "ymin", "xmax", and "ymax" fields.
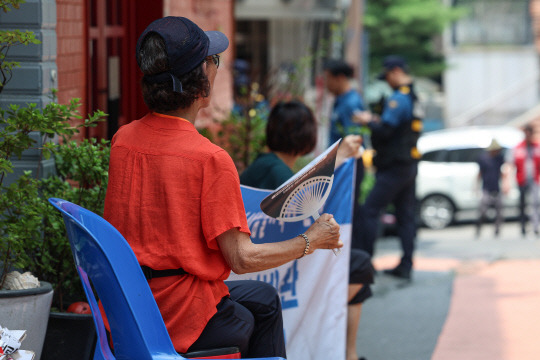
[
  {"xmin": 2, "ymin": 0, "xmax": 235, "ymax": 140},
  {"xmin": 234, "ymin": 0, "xmax": 363, "ymax": 149},
  {"xmin": 443, "ymin": 0, "xmax": 540, "ymax": 127}
]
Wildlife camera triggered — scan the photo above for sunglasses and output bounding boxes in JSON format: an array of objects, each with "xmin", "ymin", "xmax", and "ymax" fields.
[{"xmin": 206, "ymin": 54, "xmax": 220, "ymax": 68}]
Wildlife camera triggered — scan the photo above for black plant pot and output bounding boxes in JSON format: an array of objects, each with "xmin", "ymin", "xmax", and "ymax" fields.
[{"xmin": 41, "ymin": 312, "xmax": 96, "ymax": 360}]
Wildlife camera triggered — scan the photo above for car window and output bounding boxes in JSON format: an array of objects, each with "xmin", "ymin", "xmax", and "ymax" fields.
[
  {"xmin": 447, "ymin": 148, "xmax": 484, "ymax": 163},
  {"xmin": 421, "ymin": 147, "xmax": 510, "ymax": 163},
  {"xmin": 421, "ymin": 150, "xmax": 448, "ymax": 162}
]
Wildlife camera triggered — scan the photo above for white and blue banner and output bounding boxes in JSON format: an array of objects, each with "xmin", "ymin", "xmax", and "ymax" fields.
[{"xmin": 228, "ymin": 158, "xmax": 356, "ymax": 360}]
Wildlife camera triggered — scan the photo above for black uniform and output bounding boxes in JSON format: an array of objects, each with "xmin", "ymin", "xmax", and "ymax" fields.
[{"xmin": 359, "ymin": 84, "xmax": 422, "ymax": 278}]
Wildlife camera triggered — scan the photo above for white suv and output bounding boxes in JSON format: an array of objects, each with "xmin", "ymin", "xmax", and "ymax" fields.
[{"xmin": 416, "ymin": 125, "xmax": 524, "ymax": 229}]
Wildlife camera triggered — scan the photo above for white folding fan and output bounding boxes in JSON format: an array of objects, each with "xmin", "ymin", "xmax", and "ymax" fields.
[{"xmin": 260, "ymin": 139, "xmax": 342, "ymax": 255}]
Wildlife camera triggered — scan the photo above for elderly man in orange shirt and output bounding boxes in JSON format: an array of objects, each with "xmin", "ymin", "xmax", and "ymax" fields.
[{"xmin": 103, "ymin": 16, "xmax": 342, "ymax": 358}]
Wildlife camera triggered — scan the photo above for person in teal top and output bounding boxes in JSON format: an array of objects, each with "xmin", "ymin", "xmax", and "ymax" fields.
[
  {"xmin": 239, "ymin": 152, "xmax": 294, "ymax": 189},
  {"xmin": 240, "ymin": 100, "xmax": 317, "ymax": 189},
  {"xmin": 240, "ymin": 100, "xmax": 363, "ymax": 189},
  {"xmin": 240, "ymin": 100, "xmax": 374, "ymax": 360}
]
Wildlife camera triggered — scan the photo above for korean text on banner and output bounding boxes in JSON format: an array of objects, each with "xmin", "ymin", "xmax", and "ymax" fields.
[{"xmin": 228, "ymin": 158, "xmax": 356, "ymax": 360}]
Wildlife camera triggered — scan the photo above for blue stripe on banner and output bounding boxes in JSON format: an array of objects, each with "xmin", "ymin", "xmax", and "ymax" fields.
[
  {"xmin": 241, "ymin": 157, "xmax": 355, "ymax": 244},
  {"xmin": 321, "ymin": 157, "xmax": 355, "ymax": 224}
]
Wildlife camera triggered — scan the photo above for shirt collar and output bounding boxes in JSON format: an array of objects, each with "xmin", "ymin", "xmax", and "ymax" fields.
[{"xmin": 140, "ymin": 112, "xmax": 196, "ymax": 131}]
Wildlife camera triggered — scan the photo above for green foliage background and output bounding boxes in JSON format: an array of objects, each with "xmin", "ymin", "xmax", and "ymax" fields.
[{"xmin": 364, "ymin": 0, "xmax": 467, "ymax": 79}]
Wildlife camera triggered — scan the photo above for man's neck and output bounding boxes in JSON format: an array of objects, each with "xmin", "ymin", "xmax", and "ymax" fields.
[
  {"xmin": 161, "ymin": 104, "xmax": 201, "ymax": 124},
  {"xmin": 336, "ymin": 82, "xmax": 352, "ymax": 96}
]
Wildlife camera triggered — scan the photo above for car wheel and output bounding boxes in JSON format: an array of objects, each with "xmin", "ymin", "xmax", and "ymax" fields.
[{"xmin": 419, "ymin": 194, "xmax": 455, "ymax": 229}]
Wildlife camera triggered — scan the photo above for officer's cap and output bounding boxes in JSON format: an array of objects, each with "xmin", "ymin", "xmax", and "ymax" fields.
[{"xmin": 377, "ymin": 55, "xmax": 409, "ymax": 80}]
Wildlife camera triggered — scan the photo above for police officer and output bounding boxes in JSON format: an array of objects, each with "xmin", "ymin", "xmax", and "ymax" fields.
[{"xmin": 355, "ymin": 55, "xmax": 422, "ymax": 279}]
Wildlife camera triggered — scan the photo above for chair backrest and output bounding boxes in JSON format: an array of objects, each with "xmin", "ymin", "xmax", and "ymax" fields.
[{"xmin": 48, "ymin": 198, "xmax": 183, "ymax": 360}]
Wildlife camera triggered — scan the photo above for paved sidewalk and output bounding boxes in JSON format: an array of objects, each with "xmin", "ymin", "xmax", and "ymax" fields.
[
  {"xmin": 355, "ymin": 223, "xmax": 540, "ymax": 360},
  {"xmin": 432, "ymin": 259, "xmax": 540, "ymax": 360},
  {"xmin": 356, "ymin": 256, "xmax": 455, "ymax": 360}
]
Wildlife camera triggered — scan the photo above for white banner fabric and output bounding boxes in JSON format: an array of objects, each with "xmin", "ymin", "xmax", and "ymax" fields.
[{"xmin": 228, "ymin": 158, "xmax": 356, "ymax": 360}]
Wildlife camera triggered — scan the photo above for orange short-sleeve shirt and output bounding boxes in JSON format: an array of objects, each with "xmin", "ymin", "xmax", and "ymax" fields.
[{"xmin": 103, "ymin": 113, "xmax": 251, "ymax": 352}]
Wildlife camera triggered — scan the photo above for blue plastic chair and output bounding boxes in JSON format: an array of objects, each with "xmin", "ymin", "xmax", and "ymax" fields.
[{"xmin": 49, "ymin": 198, "xmax": 285, "ymax": 360}]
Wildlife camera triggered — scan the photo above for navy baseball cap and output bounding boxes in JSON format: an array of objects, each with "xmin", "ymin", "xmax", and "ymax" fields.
[
  {"xmin": 377, "ymin": 55, "xmax": 408, "ymax": 80},
  {"xmin": 136, "ymin": 16, "xmax": 229, "ymax": 92}
]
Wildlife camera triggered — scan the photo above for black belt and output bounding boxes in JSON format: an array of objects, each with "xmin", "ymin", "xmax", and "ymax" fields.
[{"xmin": 140, "ymin": 265, "xmax": 187, "ymax": 280}]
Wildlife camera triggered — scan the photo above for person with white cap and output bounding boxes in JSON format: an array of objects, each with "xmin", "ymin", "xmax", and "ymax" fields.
[
  {"xmin": 476, "ymin": 138, "xmax": 507, "ymax": 237},
  {"xmin": 102, "ymin": 16, "xmax": 342, "ymax": 358}
]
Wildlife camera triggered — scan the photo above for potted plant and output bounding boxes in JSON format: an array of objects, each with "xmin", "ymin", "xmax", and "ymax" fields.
[
  {"xmin": 0, "ymin": 93, "xmax": 108, "ymax": 358},
  {"xmin": 39, "ymin": 131, "xmax": 110, "ymax": 360},
  {"xmin": 1, "ymin": 1, "xmax": 110, "ymax": 358},
  {"xmin": 0, "ymin": 1, "xmax": 53, "ymax": 358}
]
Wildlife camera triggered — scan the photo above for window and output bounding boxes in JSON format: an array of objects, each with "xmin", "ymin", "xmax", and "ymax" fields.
[
  {"xmin": 452, "ymin": 0, "xmax": 533, "ymax": 46},
  {"xmin": 446, "ymin": 148, "xmax": 484, "ymax": 163},
  {"xmin": 421, "ymin": 150, "xmax": 448, "ymax": 162}
]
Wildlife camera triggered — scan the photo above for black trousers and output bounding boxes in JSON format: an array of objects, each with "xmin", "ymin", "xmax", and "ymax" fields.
[
  {"xmin": 188, "ymin": 280, "xmax": 286, "ymax": 358},
  {"xmin": 359, "ymin": 162, "xmax": 418, "ymax": 270},
  {"xmin": 519, "ymin": 183, "xmax": 540, "ymax": 233},
  {"xmin": 349, "ymin": 248, "xmax": 375, "ymax": 304}
]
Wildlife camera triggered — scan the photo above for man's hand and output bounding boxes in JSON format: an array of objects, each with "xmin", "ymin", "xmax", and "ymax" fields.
[
  {"xmin": 304, "ymin": 213, "xmax": 342, "ymax": 253},
  {"xmin": 336, "ymin": 135, "xmax": 363, "ymax": 168},
  {"xmin": 353, "ymin": 110, "xmax": 374, "ymax": 125},
  {"xmin": 340, "ymin": 135, "xmax": 362, "ymax": 156}
]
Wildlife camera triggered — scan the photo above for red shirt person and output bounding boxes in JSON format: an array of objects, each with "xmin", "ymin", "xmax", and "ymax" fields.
[
  {"xmin": 103, "ymin": 16, "xmax": 342, "ymax": 357},
  {"xmin": 105, "ymin": 113, "xmax": 249, "ymax": 351},
  {"xmin": 513, "ymin": 124, "xmax": 540, "ymax": 235}
]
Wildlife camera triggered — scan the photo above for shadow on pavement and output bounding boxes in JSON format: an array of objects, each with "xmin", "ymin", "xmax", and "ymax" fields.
[{"xmin": 356, "ymin": 270, "xmax": 454, "ymax": 360}]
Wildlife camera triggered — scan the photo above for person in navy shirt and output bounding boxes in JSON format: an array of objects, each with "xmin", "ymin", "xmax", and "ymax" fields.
[
  {"xmin": 323, "ymin": 61, "xmax": 369, "ymax": 252},
  {"xmin": 355, "ymin": 55, "xmax": 422, "ymax": 280},
  {"xmin": 323, "ymin": 59, "xmax": 366, "ymax": 145}
]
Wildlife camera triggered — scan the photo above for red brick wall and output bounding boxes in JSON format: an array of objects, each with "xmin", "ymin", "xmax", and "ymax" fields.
[
  {"xmin": 56, "ymin": 0, "xmax": 87, "ymax": 134},
  {"xmin": 54, "ymin": 0, "xmax": 233, "ymax": 135},
  {"xmin": 165, "ymin": 0, "xmax": 235, "ymax": 127}
]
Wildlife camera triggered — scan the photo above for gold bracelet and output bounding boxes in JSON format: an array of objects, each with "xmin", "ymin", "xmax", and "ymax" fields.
[{"xmin": 298, "ymin": 233, "xmax": 310, "ymax": 258}]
